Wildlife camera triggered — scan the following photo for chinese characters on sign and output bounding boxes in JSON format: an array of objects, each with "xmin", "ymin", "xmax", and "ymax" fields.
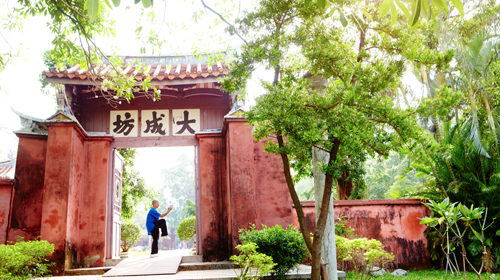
[
  {"xmin": 110, "ymin": 109, "xmax": 200, "ymax": 137},
  {"xmin": 141, "ymin": 110, "xmax": 169, "ymax": 137},
  {"xmin": 110, "ymin": 110, "xmax": 138, "ymax": 137},
  {"xmin": 172, "ymin": 109, "xmax": 200, "ymax": 136}
]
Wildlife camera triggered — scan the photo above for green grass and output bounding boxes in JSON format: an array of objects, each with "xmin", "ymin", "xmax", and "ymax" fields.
[
  {"xmin": 128, "ymin": 250, "xmax": 151, "ymax": 258},
  {"xmin": 345, "ymin": 270, "xmax": 499, "ymax": 280}
]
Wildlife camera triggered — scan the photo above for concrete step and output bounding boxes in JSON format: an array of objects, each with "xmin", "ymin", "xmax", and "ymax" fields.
[
  {"xmin": 64, "ymin": 267, "xmax": 112, "ymax": 276},
  {"xmin": 179, "ymin": 261, "xmax": 235, "ymax": 271},
  {"xmin": 181, "ymin": 255, "xmax": 203, "ymax": 263},
  {"xmin": 104, "ymin": 258, "xmax": 124, "ymax": 267}
]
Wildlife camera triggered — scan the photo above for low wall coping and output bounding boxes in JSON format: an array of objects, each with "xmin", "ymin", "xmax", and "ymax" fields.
[
  {"xmin": 297, "ymin": 199, "xmax": 423, "ymax": 208},
  {"xmin": 0, "ymin": 178, "xmax": 15, "ymax": 187}
]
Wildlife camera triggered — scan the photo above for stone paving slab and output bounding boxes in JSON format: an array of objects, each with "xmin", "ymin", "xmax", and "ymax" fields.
[
  {"xmin": 178, "ymin": 261, "xmax": 234, "ymax": 271},
  {"xmin": 102, "ymin": 255, "xmax": 182, "ymax": 277},
  {"xmin": 46, "ymin": 265, "xmax": 348, "ymax": 280}
]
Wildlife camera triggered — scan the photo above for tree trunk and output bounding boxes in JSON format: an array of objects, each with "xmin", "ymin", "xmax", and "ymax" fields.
[
  {"xmin": 337, "ymin": 170, "xmax": 353, "ymax": 200},
  {"xmin": 313, "ymin": 147, "xmax": 338, "ymax": 280}
]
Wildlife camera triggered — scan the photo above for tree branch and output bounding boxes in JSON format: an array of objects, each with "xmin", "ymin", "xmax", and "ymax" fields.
[
  {"xmin": 276, "ymin": 131, "xmax": 314, "ymax": 254},
  {"xmin": 59, "ymin": 0, "xmax": 89, "ymax": 19},
  {"xmin": 200, "ymin": 0, "xmax": 248, "ymax": 45}
]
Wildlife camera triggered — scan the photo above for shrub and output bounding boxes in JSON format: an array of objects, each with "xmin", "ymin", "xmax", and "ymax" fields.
[
  {"xmin": 121, "ymin": 220, "xmax": 142, "ymax": 252},
  {"xmin": 0, "ymin": 237, "xmax": 54, "ymax": 280},
  {"xmin": 335, "ymin": 215, "xmax": 355, "ymax": 238},
  {"xmin": 178, "ymin": 216, "xmax": 196, "ymax": 243},
  {"xmin": 230, "ymin": 242, "xmax": 276, "ymax": 280},
  {"xmin": 239, "ymin": 224, "xmax": 309, "ymax": 279},
  {"xmin": 336, "ymin": 236, "xmax": 394, "ymax": 280}
]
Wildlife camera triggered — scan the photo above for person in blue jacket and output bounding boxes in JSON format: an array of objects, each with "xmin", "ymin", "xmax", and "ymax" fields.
[{"xmin": 146, "ymin": 199, "xmax": 173, "ymax": 258}]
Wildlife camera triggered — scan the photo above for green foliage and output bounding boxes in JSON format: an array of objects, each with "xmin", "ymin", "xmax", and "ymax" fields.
[
  {"xmin": 0, "ymin": 238, "xmax": 54, "ymax": 280},
  {"xmin": 239, "ymin": 224, "xmax": 309, "ymax": 279},
  {"xmin": 224, "ymin": 1, "xmax": 451, "ymax": 278},
  {"xmin": 420, "ymin": 198, "xmax": 497, "ymax": 276},
  {"xmin": 305, "ymin": 0, "xmax": 465, "ymax": 28},
  {"xmin": 294, "ymin": 177, "xmax": 314, "ymax": 201},
  {"xmin": 118, "ymin": 148, "xmax": 156, "ymax": 219},
  {"xmin": 364, "ymin": 152, "xmax": 424, "ymax": 199},
  {"xmin": 156, "ymin": 153, "xmax": 195, "ymax": 233},
  {"xmin": 182, "ymin": 199, "xmax": 196, "ymax": 220},
  {"xmin": 410, "ymin": 120, "xmax": 500, "ymax": 271},
  {"xmin": 335, "ymin": 215, "xmax": 355, "ymax": 239},
  {"xmin": 177, "ymin": 216, "xmax": 196, "ymax": 243},
  {"xmin": 121, "ymin": 220, "xmax": 143, "ymax": 253},
  {"xmin": 230, "ymin": 242, "xmax": 276, "ymax": 280},
  {"xmin": 336, "ymin": 236, "xmax": 394, "ymax": 280},
  {"xmin": 409, "ymin": 29, "xmax": 500, "ymax": 271}
]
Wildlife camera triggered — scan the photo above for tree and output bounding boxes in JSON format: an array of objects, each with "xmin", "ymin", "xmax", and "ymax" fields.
[
  {"xmin": 364, "ymin": 152, "xmax": 423, "ymax": 199},
  {"xmin": 156, "ymin": 153, "xmax": 195, "ymax": 231},
  {"xmin": 305, "ymin": 0, "xmax": 465, "ymax": 28},
  {"xmin": 121, "ymin": 220, "xmax": 142, "ymax": 253},
  {"xmin": 2, "ymin": 0, "xmax": 467, "ymax": 101},
  {"xmin": 118, "ymin": 148, "xmax": 156, "ymax": 219},
  {"xmin": 177, "ymin": 216, "xmax": 196, "ymax": 244},
  {"xmin": 182, "ymin": 199, "xmax": 196, "ymax": 219},
  {"xmin": 409, "ymin": 37, "xmax": 500, "ymax": 272},
  {"xmin": 224, "ymin": 1, "xmax": 451, "ymax": 280}
]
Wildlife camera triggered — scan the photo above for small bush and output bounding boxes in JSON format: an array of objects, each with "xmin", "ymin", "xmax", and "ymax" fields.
[
  {"xmin": 0, "ymin": 237, "xmax": 54, "ymax": 280},
  {"xmin": 239, "ymin": 224, "xmax": 309, "ymax": 279},
  {"xmin": 178, "ymin": 216, "xmax": 196, "ymax": 243},
  {"xmin": 121, "ymin": 220, "xmax": 142, "ymax": 252},
  {"xmin": 230, "ymin": 242, "xmax": 276, "ymax": 280},
  {"xmin": 336, "ymin": 236, "xmax": 394, "ymax": 280}
]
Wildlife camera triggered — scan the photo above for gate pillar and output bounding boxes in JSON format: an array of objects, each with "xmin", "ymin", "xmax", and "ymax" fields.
[
  {"xmin": 38, "ymin": 122, "xmax": 112, "ymax": 274},
  {"xmin": 196, "ymin": 132, "xmax": 229, "ymax": 261},
  {"xmin": 8, "ymin": 134, "xmax": 47, "ymax": 242},
  {"xmin": 39, "ymin": 122, "xmax": 76, "ymax": 274},
  {"xmin": 223, "ymin": 117, "xmax": 295, "ymax": 252},
  {"xmin": 224, "ymin": 118, "xmax": 258, "ymax": 251}
]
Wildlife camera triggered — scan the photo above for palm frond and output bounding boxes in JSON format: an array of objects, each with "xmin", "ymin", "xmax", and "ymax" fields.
[{"xmin": 461, "ymin": 117, "xmax": 491, "ymax": 158}]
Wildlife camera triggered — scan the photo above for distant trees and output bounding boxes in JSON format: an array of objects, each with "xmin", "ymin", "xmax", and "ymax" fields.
[
  {"xmin": 364, "ymin": 153, "xmax": 423, "ymax": 199},
  {"xmin": 118, "ymin": 148, "xmax": 156, "ymax": 219},
  {"xmin": 156, "ymin": 154, "xmax": 195, "ymax": 232}
]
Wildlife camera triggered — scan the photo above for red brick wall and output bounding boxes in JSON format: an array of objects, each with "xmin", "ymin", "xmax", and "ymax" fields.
[
  {"xmin": 293, "ymin": 199, "xmax": 432, "ymax": 270},
  {"xmin": 13, "ymin": 123, "xmax": 112, "ymax": 274},
  {"xmin": 0, "ymin": 179, "xmax": 14, "ymax": 244},
  {"xmin": 9, "ymin": 135, "xmax": 47, "ymax": 242}
]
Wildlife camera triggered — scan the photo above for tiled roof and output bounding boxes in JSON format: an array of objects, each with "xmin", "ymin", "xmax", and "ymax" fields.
[
  {"xmin": 0, "ymin": 166, "xmax": 12, "ymax": 178},
  {"xmin": 0, "ymin": 159, "xmax": 15, "ymax": 179},
  {"xmin": 81, "ymin": 81, "xmax": 221, "ymax": 94},
  {"xmin": 43, "ymin": 62, "xmax": 230, "ymax": 81}
]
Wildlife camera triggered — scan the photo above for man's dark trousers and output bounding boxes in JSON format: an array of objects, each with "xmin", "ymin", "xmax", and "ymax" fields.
[{"xmin": 151, "ymin": 219, "xmax": 168, "ymax": 254}]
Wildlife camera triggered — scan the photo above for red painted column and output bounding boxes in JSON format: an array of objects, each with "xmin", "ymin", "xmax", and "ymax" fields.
[
  {"xmin": 225, "ymin": 119, "xmax": 257, "ymax": 249},
  {"xmin": 196, "ymin": 132, "xmax": 229, "ymax": 261},
  {"xmin": 76, "ymin": 138, "xmax": 112, "ymax": 268},
  {"xmin": 8, "ymin": 134, "xmax": 47, "ymax": 242},
  {"xmin": 40, "ymin": 123, "xmax": 81, "ymax": 274}
]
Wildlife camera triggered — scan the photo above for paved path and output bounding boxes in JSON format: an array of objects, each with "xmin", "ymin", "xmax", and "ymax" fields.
[
  {"xmin": 103, "ymin": 255, "xmax": 182, "ymax": 277},
  {"xmin": 47, "ymin": 249, "xmax": 316, "ymax": 280}
]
